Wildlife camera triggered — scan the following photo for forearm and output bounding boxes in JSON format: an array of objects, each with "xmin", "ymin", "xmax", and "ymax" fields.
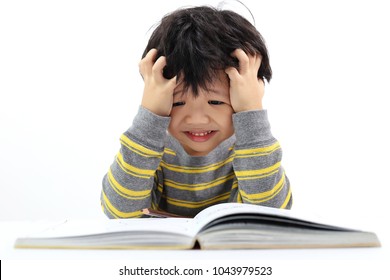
[
  {"xmin": 101, "ymin": 106, "xmax": 171, "ymax": 218},
  {"xmin": 232, "ymin": 110, "xmax": 292, "ymax": 209}
]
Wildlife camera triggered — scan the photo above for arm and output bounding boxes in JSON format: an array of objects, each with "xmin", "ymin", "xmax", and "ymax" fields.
[
  {"xmin": 101, "ymin": 49, "xmax": 177, "ymax": 218},
  {"xmin": 225, "ymin": 49, "xmax": 292, "ymax": 209},
  {"xmin": 232, "ymin": 110, "xmax": 292, "ymax": 209},
  {"xmin": 101, "ymin": 107, "xmax": 170, "ymax": 218}
]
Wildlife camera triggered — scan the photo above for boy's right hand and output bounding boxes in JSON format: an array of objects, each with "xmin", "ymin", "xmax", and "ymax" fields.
[{"xmin": 139, "ymin": 49, "xmax": 177, "ymax": 117}]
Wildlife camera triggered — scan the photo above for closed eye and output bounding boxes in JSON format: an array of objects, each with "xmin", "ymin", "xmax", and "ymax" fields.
[
  {"xmin": 208, "ymin": 100, "xmax": 225, "ymax": 105},
  {"xmin": 172, "ymin": 101, "xmax": 185, "ymax": 107}
]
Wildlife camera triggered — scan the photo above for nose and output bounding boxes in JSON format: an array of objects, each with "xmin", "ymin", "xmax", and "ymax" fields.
[{"xmin": 184, "ymin": 100, "xmax": 211, "ymax": 125}]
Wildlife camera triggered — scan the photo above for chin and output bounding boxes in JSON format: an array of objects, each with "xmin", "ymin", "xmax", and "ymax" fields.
[{"xmin": 189, "ymin": 146, "xmax": 218, "ymax": 157}]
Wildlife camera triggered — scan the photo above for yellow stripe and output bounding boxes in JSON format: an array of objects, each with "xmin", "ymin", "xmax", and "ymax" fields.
[
  {"xmin": 231, "ymin": 179, "xmax": 238, "ymax": 190},
  {"xmin": 102, "ymin": 198, "xmax": 119, "ymax": 218},
  {"xmin": 102, "ymin": 191, "xmax": 143, "ymax": 218},
  {"xmin": 164, "ymin": 192, "xmax": 230, "ymax": 208},
  {"xmin": 234, "ymin": 142, "xmax": 281, "ymax": 157},
  {"xmin": 163, "ymin": 148, "xmax": 176, "ymax": 156},
  {"xmin": 157, "ymin": 183, "xmax": 163, "ymax": 193},
  {"xmin": 236, "ymin": 189, "xmax": 243, "ymax": 203},
  {"xmin": 116, "ymin": 152, "xmax": 155, "ymax": 179},
  {"xmin": 107, "ymin": 169, "xmax": 151, "ymax": 199},
  {"xmin": 235, "ymin": 161, "xmax": 281, "ymax": 180},
  {"xmin": 229, "ymin": 180, "xmax": 241, "ymax": 202},
  {"xmin": 236, "ymin": 170, "xmax": 279, "ymax": 181},
  {"xmin": 280, "ymin": 186, "xmax": 292, "ymax": 209},
  {"xmin": 239, "ymin": 172, "xmax": 286, "ymax": 202},
  {"xmin": 163, "ymin": 173, "xmax": 235, "ymax": 191},
  {"xmin": 120, "ymin": 134, "xmax": 162, "ymax": 158},
  {"xmin": 160, "ymin": 154, "xmax": 234, "ymax": 173},
  {"xmin": 101, "ymin": 201, "xmax": 119, "ymax": 218}
]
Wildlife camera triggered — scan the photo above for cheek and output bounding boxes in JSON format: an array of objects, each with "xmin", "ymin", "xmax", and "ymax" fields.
[
  {"xmin": 224, "ymin": 117, "xmax": 234, "ymax": 134},
  {"xmin": 168, "ymin": 112, "xmax": 180, "ymax": 135},
  {"xmin": 214, "ymin": 108, "xmax": 234, "ymax": 131}
]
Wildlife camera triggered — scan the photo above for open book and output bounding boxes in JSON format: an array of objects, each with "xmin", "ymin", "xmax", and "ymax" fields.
[{"xmin": 14, "ymin": 203, "xmax": 380, "ymax": 250}]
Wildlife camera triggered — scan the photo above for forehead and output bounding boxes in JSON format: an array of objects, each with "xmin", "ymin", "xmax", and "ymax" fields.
[{"xmin": 173, "ymin": 71, "xmax": 229, "ymax": 97}]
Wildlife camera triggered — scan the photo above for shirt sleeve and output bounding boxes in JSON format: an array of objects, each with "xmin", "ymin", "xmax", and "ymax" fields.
[
  {"xmin": 231, "ymin": 110, "xmax": 292, "ymax": 209},
  {"xmin": 101, "ymin": 106, "xmax": 170, "ymax": 218}
]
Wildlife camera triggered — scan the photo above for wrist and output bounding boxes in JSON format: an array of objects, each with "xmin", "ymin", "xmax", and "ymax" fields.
[
  {"xmin": 234, "ymin": 101, "xmax": 263, "ymax": 113},
  {"xmin": 141, "ymin": 98, "xmax": 171, "ymax": 117}
]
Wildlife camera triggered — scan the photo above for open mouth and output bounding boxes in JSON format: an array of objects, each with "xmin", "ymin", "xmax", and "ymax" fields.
[{"xmin": 185, "ymin": 130, "xmax": 216, "ymax": 142}]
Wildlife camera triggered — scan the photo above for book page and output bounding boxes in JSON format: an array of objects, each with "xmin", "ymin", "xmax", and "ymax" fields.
[
  {"xmin": 189, "ymin": 203, "xmax": 344, "ymax": 236},
  {"xmin": 20, "ymin": 218, "xmax": 194, "ymax": 239}
]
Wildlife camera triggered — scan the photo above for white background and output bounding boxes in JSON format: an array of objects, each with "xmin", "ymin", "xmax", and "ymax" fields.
[{"xmin": 1, "ymin": 0, "xmax": 389, "ymax": 234}]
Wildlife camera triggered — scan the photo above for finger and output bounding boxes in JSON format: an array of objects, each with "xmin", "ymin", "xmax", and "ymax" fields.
[
  {"xmin": 231, "ymin": 49, "xmax": 250, "ymax": 74},
  {"xmin": 254, "ymin": 54, "xmax": 262, "ymax": 71},
  {"xmin": 225, "ymin": 66, "xmax": 240, "ymax": 81},
  {"xmin": 144, "ymin": 48, "xmax": 158, "ymax": 62},
  {"xmin": 258, "ymin": 78, "xmax": 265, "ymax": 86},
  {"xmin": 152, "ymin": 55, "xmax": 167, "ymax": 81},
  {"xmin": 139, "ymin": 49, "xmax": 158, "ymax": 76},
  {"xmin": 168, "ymin": 75, "xmax": 178, "ymax": 88}
]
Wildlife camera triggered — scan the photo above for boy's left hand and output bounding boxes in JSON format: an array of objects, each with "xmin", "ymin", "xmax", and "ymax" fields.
[{"xmin": 225, "ymin": 49, "xmax": 264, "ymax": 112}]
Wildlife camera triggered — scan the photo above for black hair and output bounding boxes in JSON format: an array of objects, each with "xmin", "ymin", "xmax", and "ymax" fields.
[{"xmin": 142, "ymin": 6, "xmax": 272, "ymax": 96}]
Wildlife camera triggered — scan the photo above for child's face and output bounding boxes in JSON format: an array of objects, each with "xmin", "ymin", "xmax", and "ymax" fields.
[{"xmin": 168, "ymin": 71, "xmax": 234, "ymax": 156}]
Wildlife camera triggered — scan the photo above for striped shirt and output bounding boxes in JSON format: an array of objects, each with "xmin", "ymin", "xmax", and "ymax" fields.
[{"xmin": 101, "ymin": 107, "xmax": 292, "ymax": 218}]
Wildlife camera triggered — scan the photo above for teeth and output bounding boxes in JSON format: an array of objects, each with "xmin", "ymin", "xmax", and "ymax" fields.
[{"xmin": 189, "ymin": 131, "xmax": 212, "ymax": 137}]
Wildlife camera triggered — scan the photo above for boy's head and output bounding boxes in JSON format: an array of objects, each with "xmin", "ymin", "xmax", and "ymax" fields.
[
  {"xmin": 142, "ymin": 5, "xmax": 270, "ymax": 156},
  {"xmin": 142, "ymin": 5, "xmax": 272, "ymax": 96}
]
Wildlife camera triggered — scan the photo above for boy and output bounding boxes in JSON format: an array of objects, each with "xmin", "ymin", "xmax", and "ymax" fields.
[{"xmin": 101, "ymin": 5, "xmax": 292, "ymax": 218}]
